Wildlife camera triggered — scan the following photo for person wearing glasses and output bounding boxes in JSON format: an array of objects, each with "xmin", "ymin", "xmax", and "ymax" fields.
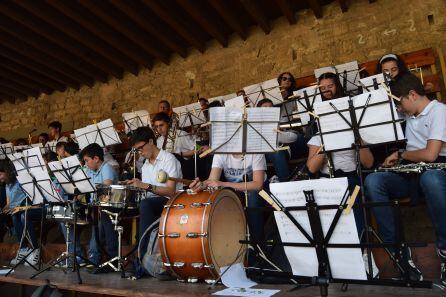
[
  {"xmin": 80, "ymin": 143, "xmax": 118, "ymax": 268},
  {"xmin": 365, "ymin": 73, "xmax": 446, "ymax": 284},
  {"xmin": 126, "ymin": 127, "xmax": 182, "ymax": 257}
]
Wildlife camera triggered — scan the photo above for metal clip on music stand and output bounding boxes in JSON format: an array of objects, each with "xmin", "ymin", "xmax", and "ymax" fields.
[
  {"xmin": 5, "ymin": 148, "xmax": 64, "ymax": 276},
  {"xmin": 31, "ymin": 155, "xmax": 96, "ymax": 284}
]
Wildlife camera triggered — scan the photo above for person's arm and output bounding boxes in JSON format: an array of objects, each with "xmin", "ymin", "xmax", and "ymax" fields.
[
  {"xmin": 359, "ymin": 147, "xmax": 374, "ymax": 169},
  {"xmin": 306, "ymin": 144, "xmax": 325, "ymax": 174},
  {"xmin": 2, "ymin": 193, "xmax": 10, "ymax": 214},
  {"xmin": 189, "ymin": 167, "xmax": 222, "ymax": 193},
  {"xmin": 206, "ymin": 170, "xmax": 264, "ymax": 191},
  {"xmin": 401, "ymin": 139, "xmax": 443, "ymax": 163},
  {"xmin": 127, "ymin": 178, "xmax": 177, "ymax": 197}
]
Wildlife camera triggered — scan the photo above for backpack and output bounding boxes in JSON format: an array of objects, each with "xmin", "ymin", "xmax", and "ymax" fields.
[{"xmin": 137, "ymin": 218, "xmax": 173, "ymax": 280}]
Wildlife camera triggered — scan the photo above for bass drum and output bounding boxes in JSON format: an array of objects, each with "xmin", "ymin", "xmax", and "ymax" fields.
[{"xmin": 159, "ymin": 188, "xmax": 246, "ymax": 282}]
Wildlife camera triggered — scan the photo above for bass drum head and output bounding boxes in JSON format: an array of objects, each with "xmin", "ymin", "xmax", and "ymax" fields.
[{"xmin": 208, "ymin": 188, "xmax": 246, "ymax": 274}]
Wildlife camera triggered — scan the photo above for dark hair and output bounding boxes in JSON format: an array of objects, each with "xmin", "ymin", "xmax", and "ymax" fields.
[
  {"xmin": 317, "ymin": 72, "xmax": 345, "ymax": 100},
  {"xmin": 38, "ymin": 133, "xmax": 49, "ymax": 142},
  {"xmin": 0, "ymin": 137, "xmax": 9, "ymax": 144},
  {"xmin": 152, "ymin": 112, "xmax": 171, "ymax": 124},
  {"xmin": 158, "ymin": 100, "xmax": 171, "ymax": 109},
  {"xmin": 257, "ymin": 98, "xmax": 273, "ymax": 107},
  {"xmin": 44, "ymin": 151, "xmax": 59, "ymax": 163},
  {"xmin": 199, "ymin": 98, "xmax": 208, "ymax": 104},
  {"xmin": 277, "ymin": 72, "xmax": 297, "ymax": 92},
  {"xmin": 48, "ymin": 121, "xmax": 62, "ymax": 132},
  {"xmin": 15, "ymin": 138, "xmax": 28, "ymax": 146},
  {"xmin": 130, "ymin": 127, "xmax": 156, "ymax": 146},
  {"xmin": 390, "ymin": 72, "xmax": 425, "ymax": 98},
  {"xmin": 376, "ymin": 53, "xmax": 409, "ymax": 79},
  {"xmin": 208, "ymin": 100, "xmax": 222, "ymax": 108},
  {"xmin": 79, "ymin": 143, "xmax": 104, "ymax": 161},
  {"xmin": 0, "ymin": 159, "xmax": 16, "ymax": 184},
  {"xmin": 56, "ymin": 141, "xmax": 67, "ymax": 150},
  {"xmin": 56, "ymin": 141, "xmax": 79, "ymax": 156}
]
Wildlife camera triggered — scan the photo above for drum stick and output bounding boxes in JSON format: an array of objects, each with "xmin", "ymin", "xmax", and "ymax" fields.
[
  {"xmin": 344, "ymin": 185, "xmax": 360, "ymax": 215},
  {"xmin": 157, "ymin": 170, "xmax": 194, "ymax": 185}
]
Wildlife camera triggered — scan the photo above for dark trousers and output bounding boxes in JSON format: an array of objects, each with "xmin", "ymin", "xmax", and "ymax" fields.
[{"xmin": 139, "ymin": 196, "xmax": 168, "ymax": 256}]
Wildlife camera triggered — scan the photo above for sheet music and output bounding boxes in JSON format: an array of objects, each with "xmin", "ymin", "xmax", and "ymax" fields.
[
  {"xmin": 74, "ymin": 119, "xmax": 121, "ymax": 149},
  {"xmin": 271, "ymin": 178, "xmax": 367, "ymax": 280},
  {"xmin": 359, "ymin": 73, "xmax": 385, "ymax": 91},
  {"xmin": 315, "ymin": 61, "xmax": 360, "ymax": 92},
  {"xmin": 224, "ymin": 95, "xmax": 246, "ymax": 108},
  {"xmin": 48, "ymin": 156, "xmax": 96, "ymax": 194},
  {"xmin": 314, "ymin": 88, "xmax": 404, "ymax": 151},
  {"xmin": 173, "ymin": 102, "xmax": 207, "ymax": 128},
  {"xmin": 17, "ymin": 167, "xmax": 63, "ymax": 204},
  {"xmin": 246, "ymin": 108, "xmax": 280, "ymax": 153},
  {"xmin": 8, "ymin": 147, "xmax": 47, "ymax": 173},
  {"xmin": 0, "ymin": 143, "xmax": 13, "ymax": 159},
  {"xmin": 210, "ymin": 107, "xmax": 243, "ymax": 153},
  {"xmin": 293, "ymin": 86, "xmax": 322, "ymax": 125},
  {"xmin": 209, "ymin": 93, "xmax": 237, "ymax": 105},
  {"xmin": 122, "ymin": 110, "xmax": 151, "ymax": 134},
  {"xmin": 243, "ymin": 78, "xmax": 283, "ymax": 106}
]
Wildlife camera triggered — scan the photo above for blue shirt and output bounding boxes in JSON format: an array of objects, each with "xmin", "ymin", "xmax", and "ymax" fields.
[
  {"xmin": 6, "ymin": 180, "xmax": 28, "ymax": 209},
  {"xmin": 86, "ymin": 161, "xmax": 118, "ymax": 186}
]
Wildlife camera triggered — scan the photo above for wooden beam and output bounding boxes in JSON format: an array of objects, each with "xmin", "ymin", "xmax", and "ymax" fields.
[
  {"xmin": 0, "ymin": 1, "xmax": 110, "ymax": 82},
  {"xmin": 142, "ymin": 0, "xmax": 206, "ymax": 53},
  {"xmin": 0, "ymin": 83, "xmax": 29, "ymax": 99},
  {"xmin": 0, "ymin": 77, "xmax": 40, "ymax": 97},
  {"xmin": 305, "ymin": 0, "xmax": 323, "ymax": 19},
  {"xmin": 240, "ymin": 0, "xmax": 271, "ymax": 34},
  {"xmin": 209, "ymin": 0, "xmax": 248, "ymax": 40},
  {"xmin": 0, "ymin": 59, "xmax": 65, "ymax": 92},
  {"xmin": 0, "ymin": 68, "xmax": 53, "ymax": 95},
  {"xmin": 0, "ymin": 92, "xmax": 16, "ymax": 103},
  {"xmin": 0, "ymin": 45, "xmax": 81, "ymax": 90},
  {"xmin": 79, "ymin": 0, "xmax": 171, "ymax": 65},
  {"xmin": 109, "ymin": 0, "xmax": 188, "ymax": 58},
  {"xmin": 274, "ymin": 0, "xmax": 297, "ymax": 24},
  {"xmin": 338, "ymin": 0, "xmax": 348, "ymax": 12},
  {"xmin": 176, "ymin": 0, "xmax": 228, "ymax": 47},
  {"xmin": 0, "ymin": 32, "xmax": 93, "ymax": 87},
  {"xmin": 46, "ymin": 0, "xmax": 146, "ymax": 72}
]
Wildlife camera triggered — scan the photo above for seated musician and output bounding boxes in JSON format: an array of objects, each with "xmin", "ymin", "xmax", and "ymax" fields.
[
  {"xmin": 0, "ymin": 160, "xmax": 41, "ymax": 267},
  {"xmin": 48, "ymin": 121, "xmax": 68, "ymax": 143},
  {"xmin": 55, "ymin": 141, "xmax": 80, "ymax": 159},
  {"xmin": 189, "ymin": 152, "xmax": 267, "ymax": 262},
  {"xmin": 38, "ymin": 133, "xmax": 49, "ymax": 146},
  {"xmin": 126, "ymin": 127, "xmax": 182, "ymax": 256},
  {"xmin": 80, "ymin": 143, "xmax": 119, "ymax": 267},
  {"xmin": 306, "ymin": 72, "xmax": 376, "ymax": 274},
  {"xmin": 257, "ymin": 98, "xmax": 299, "ymax": 182},
  {"xmin": 365, "ymin": 73, "xmax": 446, "ymax": 284},
  {"xmin": 376, "ymin": 53, "xmax": 409, "ymax": 82}
]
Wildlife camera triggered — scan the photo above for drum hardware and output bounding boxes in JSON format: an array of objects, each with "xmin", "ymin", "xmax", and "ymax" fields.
[
  {"xmin": 186, "ymin": 232, "xmax": 207, "ymax": 238},
  {"xmin": 172, "ymin": 204, "xmax": 185, "ymax": 209},
  {"xmin": 159, "ymin": 232, "xmax": 181, "ymax": 238},
  {"xmin": 173, "ymin": 262, "xmax": 185, "ymax": 268},
  {"xmin": 191, "ymin": 262, "xmax": 204, "ymax": 269},
  {"xmin": 96, "ymin": 184, "xmax": 144, "ymax": 209},
  {"xmin": 187, "ymin": 277, "xmax": 199, "ymax": 283},
  {"xmin": 190, "ymin": 202, "xmax": 211, "ymax": 208}
]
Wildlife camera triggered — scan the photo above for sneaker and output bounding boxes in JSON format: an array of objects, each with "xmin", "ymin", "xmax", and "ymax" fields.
[
  {"xmin": 363, "ymin": 251, "xmax": 379, "ymax": 278},
  {"xmin": 438, "ymin": 249, "xmax": 446, "ymax": 287},
  {"xmin": 25, "ymin": 248, "xmax": 40, "ymax": 267},
  {"xmin": 10, "ymin": 247, "xmax": 31, "ymax": 266},
  {"xmin": 399, "ymin": 247, "xmax": 423, "ymax": 282}
]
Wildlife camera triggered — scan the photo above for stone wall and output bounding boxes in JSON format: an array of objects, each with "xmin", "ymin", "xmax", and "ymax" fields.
[{"xmin": 1, "ymin": 0, "xmax": 445, "ymax": 138}]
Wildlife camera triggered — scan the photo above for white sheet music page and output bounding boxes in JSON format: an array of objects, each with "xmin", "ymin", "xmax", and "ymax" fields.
[
  {"xmin": 122, "ymin": 110, "xmax": 151, "ymax": 133},
  {"xmin": 315, "ymin": 61, "xmax": 360, "ymax": 92},
  {"xmin": 243, "ymin": 78, "xmax": 283, "ymax": 106},
  {"xmin": 246, "ymin": 108, "xmax": 280, "ymax": 153},
  {"xmin": 293, "ymin": 86, "xmax": 322, "ymax": 125},
  {"xmin": 173, "ymin": 102, "xmax": 207, "ymax": 128},
  {"xmin": 17, "ymin": 167, "xmax": 63, "ymax": 204},
  {"xmin": 209, "ymin": 93, "xmax": 237, "ymax": 105},
  {"xmin": 224, "ymin": 95, "xmax": 246, "ymax": 108},
  {"xmin": 0, "ymin": 143, "xmax": 13, "ymax": 159},
  {"xmin": 8, "ymin": 147, "xmax": 47, "ymax": 173},
  {"xmin": 49, "ymin": 156, "xmax": 95, "ymax": 195},
  {"xmin": 314, "ymin": 89, "xmax": 404, "ymax": 151},
  {"xmin": 97, "ymin": 119, "xmax": 121, "ymax": 147},
  {"xmin": 359, "ymin": 73, "xmax": 385, "ymax": 91},
  {"xmin": 209, "ymin": 107, "xmax": 243, "ymax": 153},
  {"xmin": 271, "ymin": 178, "xmax": 367, "ymax": 280}
]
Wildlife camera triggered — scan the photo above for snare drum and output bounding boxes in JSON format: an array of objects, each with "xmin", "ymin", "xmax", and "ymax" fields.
[
  {"xmin": 46, "ymin": 203, "xmax": 90, "ymax": 225},
  {"xmin": 96, "ymin": 185, "xmax": 144, "ymax": 209},
  {"xmin": 159, "ymin": 188, "xmax": 246, "ymax": 282}
]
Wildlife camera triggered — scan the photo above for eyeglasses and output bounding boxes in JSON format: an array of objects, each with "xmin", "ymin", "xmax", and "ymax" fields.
[
  {"xmin": 134, "ymin": 142, "xmax": 148, "ymax": 152},
  {"xmin": 281, "ymin": 76, "xmax": 292, "ymax": 82}
]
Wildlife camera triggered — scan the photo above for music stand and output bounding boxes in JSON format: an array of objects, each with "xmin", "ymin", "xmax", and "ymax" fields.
[
  {"xmin": 209, "ymin": 92, "xmax": 237, "ymax": 106},
  {"xmin": 243, "ymin": 78, "xmax": 284, "ymax": 106},
  {"xmin": 173, "ymin": 102, "xmax": 207, "ymax": 129},
  {"xmin": 74, "ymin": 119, "xmax": 121, "ymax": 150},
  {"xmin": 0, "ymin": 143, "xmax": 13, "ymax": 160},
  {"xmin": 5, "ymin": 147, "xmax": 64, "ymax": 276},
  {"xmin": 315, "ymin": 61, "xmax": 361, "ymax": 95},
  {"xmin": 31, "ymin": 155, "xmax": 96, "ymax": 283},
  {"xmin": 45, "ymin": 140, "xmax": 58, "ymax": 153},
  {"xmin": 122, "ymin": 110, "xmax": 151, "ymax": 135}
]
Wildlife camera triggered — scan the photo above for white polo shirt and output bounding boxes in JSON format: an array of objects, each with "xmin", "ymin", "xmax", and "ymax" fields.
[
  {"xmin": 307, "ymin": 135, "xmax": 356, "ymax": 174},
  {"xmin": 212, "ymin": 154, "xmax": 266, "ymax": 183},
  {"xmin": 406, "ymin": 100, "xmax": 446, "ymax": 156},
  {"xmin": 141, "ymin": 149, "xmax": 183, "ymax": 198},
  {"xmin": 156, "ymin": 130, "xmax": 195, "ymax": 155}
]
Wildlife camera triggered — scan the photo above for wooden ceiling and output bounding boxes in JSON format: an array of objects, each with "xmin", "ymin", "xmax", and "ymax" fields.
[{"xmin": 0, "ymin": 0, "xmax": 375, "ymax": 103}]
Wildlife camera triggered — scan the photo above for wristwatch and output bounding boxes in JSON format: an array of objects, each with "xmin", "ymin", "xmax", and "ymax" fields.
[{"xmin": 146, "ymin": 184, "xmax": 153, "ymax": 192}]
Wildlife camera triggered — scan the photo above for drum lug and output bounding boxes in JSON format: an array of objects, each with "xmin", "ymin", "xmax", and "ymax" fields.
[
  {"xmin": 186, "ymin": 232, "xmax": 207, "ymax": 238},
  {"xmin": 173, "ymin": 262, "xmax": 185, "ymax": 268},
  {"xmin": 190, "ymin": 202, "xmax": 211, "ymax": 208},
  {"xmin": 159, "ymin": 232, "xmax": 180, "ymax": 238},
  {"xmin": 164, "ymin": 204, "xmax": 185, "ymax": 209},
  {"xmin": 187, "ymin": 277, "xmax": 198, "ymax": 283},
  {"xmin": 204, "ymin": 264, "xmax": 214, "ymax": 269},
  {"xmin": 163, "ymin": 262, "xmax": 171, "ymax": 267},
  {"xmin": 191, "ymin": 262, "xmax": 204, "ymax": 269},
  {"xmin": 205, "ymin": 279, "xmax": 217, "ymax": 284}
]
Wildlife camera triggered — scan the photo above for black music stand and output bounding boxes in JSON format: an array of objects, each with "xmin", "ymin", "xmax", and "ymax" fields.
[
  {"xmin": 5, "ymin": 148, "xmax": 64, "ymax": 276},
  {"xmin": 31, "ymin": 155, "xmax": 96, "ymax": 284},
  {"xmin": 0, "ymin": 143, "xmax": 13, "ymax": 160},
  {"xmin": 74, "ymin": 119, "xmax": 121, "ymax": 150},
  {"xmin": 122, "ymin": 110, "xmax": 150, "ymax": 135}
]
